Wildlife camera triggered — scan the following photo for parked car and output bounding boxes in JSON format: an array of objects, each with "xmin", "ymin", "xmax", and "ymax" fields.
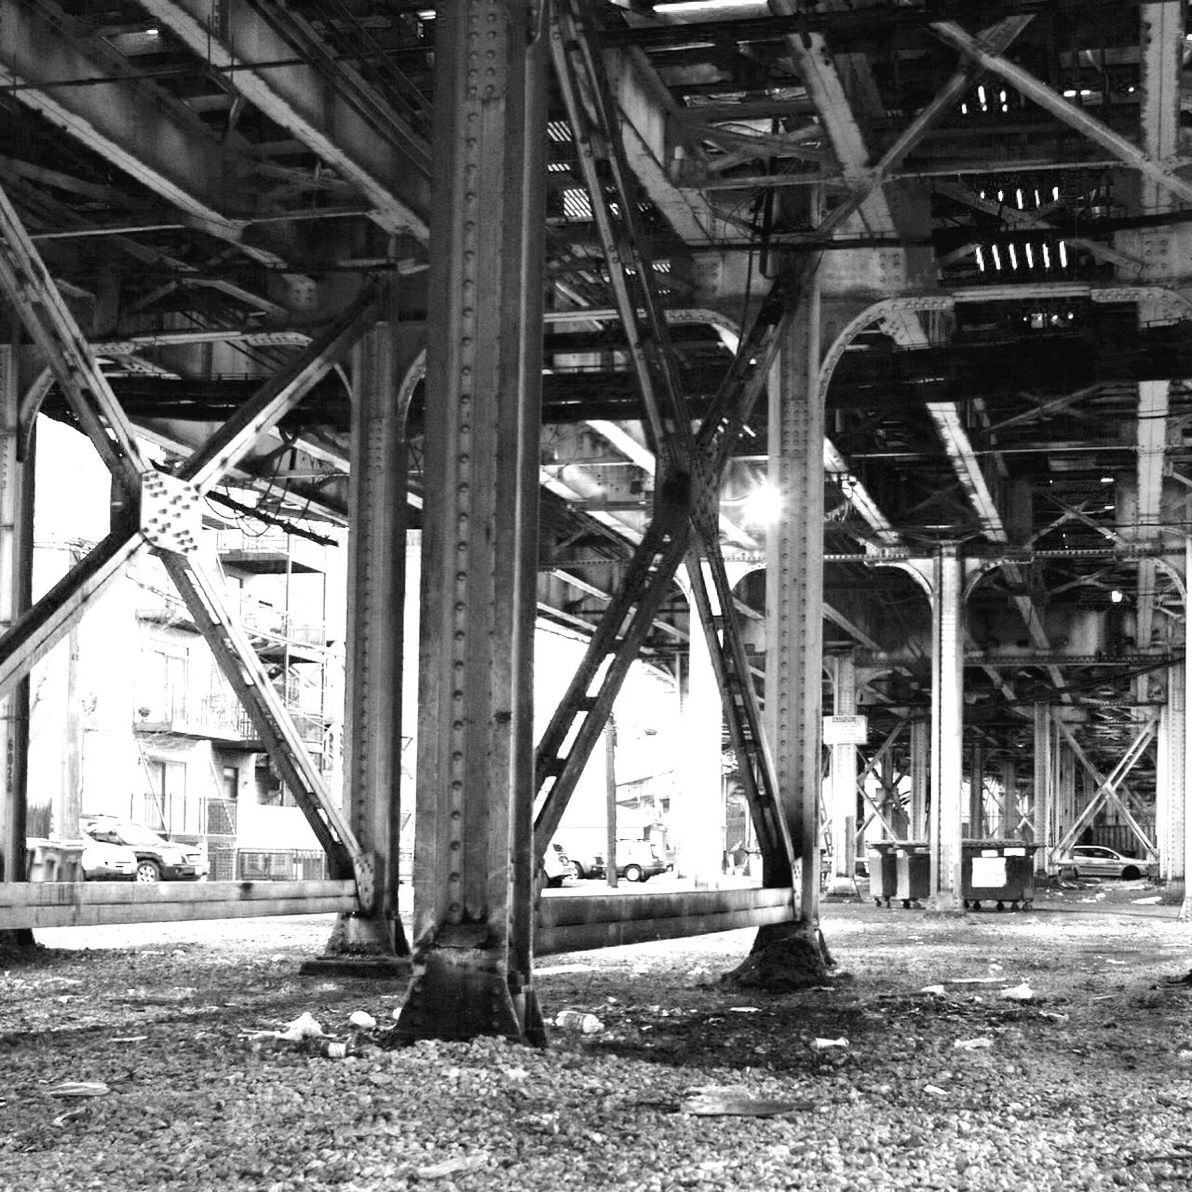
[
  {"xmin": 542, "ymin": 842, "xmax": 573, "ymax": 888},
  {"xmin": 81, "ymin": 817, "xmax": 209, "ymax": 883},
  {"xmin": 79, "ymin": 837, "xmax": 138, "ymax": 881},
  {"xmin": 567, "ymin": 850, "xmax": 606, "ymax": 880},
  {"xmin": 1056, "ymin": 844, "xmax": 1157, "ymax": 881},
  {"xmin": 614, "ymin": 839, "xmax": 667, "ymax": 883}
]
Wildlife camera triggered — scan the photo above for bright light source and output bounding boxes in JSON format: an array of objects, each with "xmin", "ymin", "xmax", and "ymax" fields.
[
  {"xmin": 1110, "ymin": 589, "xmax": 1124, "ymax": 604},
  {"xmin": 975, "ymin": 246, "xmax": 985, "ymax": 272},
  {"xmin": 1058, "ymin": 240, "xmax": 1069, "ymax": 267},
  {"xmin": 741, "ymin": 481, "xmax": 783, "ymax": 528},
  {"xmin": 1100, "ymin": 476, "xmax": 1113, "ymax": 484},
  {"xmin": 1024, "ymin": 243, "xmax": 1034, "ymax": 268},
  {"xmin": 145, "ymin": 26, "xmax": 160, "ymax": 36}
]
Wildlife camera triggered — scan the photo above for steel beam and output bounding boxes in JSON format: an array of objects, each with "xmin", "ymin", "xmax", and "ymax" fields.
[
  {"xmin": 932, "ymin": 21, "xmax": 1192, "ymax": 211},
  {"xmin": 827, "ymin": 653, "xmax": 859, "ymax": 894},
  {"xmin": 137, "ymin": 0, "xmax": 430, "ymax": 239},
  {"xmin": 393, "ymin": 0, "xmax": 548, "ymax": 1045},
  {"xmin": 159, "ymin": 553, "xmax": 365, "ymax": 885},
  {"xmin": 0, "ymin": 288, "xmax": 380, "ymax": 701},
  {"xmin": 331, "ymin": 295, "xmax": 416, "ymax": 958},
  {"xmin": 929, "ymin": 547, "xmax": 964, "ymax": 911},
  {"xmin": 764, "ymin": 278, "xmax": 824, "ymax": 919},
  {"xmin": 0, "ymin": 1, "xmax": 272, "ymax": 260},
  {"xmin": 0, "ymin": 341, "xmax": 31, "ymax": 889}
]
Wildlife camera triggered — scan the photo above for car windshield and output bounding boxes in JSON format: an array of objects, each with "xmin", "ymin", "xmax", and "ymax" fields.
[{"xmin": 98, "ymin": 822, "xmax": 169, "ymax": 847}]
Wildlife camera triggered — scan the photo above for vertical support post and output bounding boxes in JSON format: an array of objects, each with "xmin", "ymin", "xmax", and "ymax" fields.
[
  {"xmin": 0, "ymin": 338, "xmax": 32, "ymax": 895},
  {"xmin": 827, "ymin": 652, "xmax": 857, "ymax": 894},
  {"xmin": 1165, "ymin": 663, "xmax": 1185, "ymax": 896},
  {"xmin": 676, "ymin": 566, "xmax": 725, "ymax": 885},
  {"xmin": 928, "ymin": 545, "xmax": 964, "ymax": 912},
  {"xmin": 323, "ymin": 288, "xmax": 414, "ymax": 962},
  {"xmin": 969, "ymin": 740, "xmax": 985, "ymax": 838},
  {"xmin": 394, "ymin": 0, "xmax": 547, "ymax": 1044},
  {"xmin": 764, "ymin": 280, "xmax": 823, "ymax": 923},
  {"xmin": 1181, "ymin": 555, "xmax": 1192, "ymax": 916},
  {"xmin": 1033, "ymin": 702, "xmax": 1052, "ymax": 872},
  {"xmin": 910, "ymin": 718, "xmax": 929, "ymax": 839},
  {"xmin": 1002, "ymin": 757, "xmax": 1017, "ymax": 839},
  {"xmin": 604, "ymin": 719, "xmax": 618, "ymax": 889}
]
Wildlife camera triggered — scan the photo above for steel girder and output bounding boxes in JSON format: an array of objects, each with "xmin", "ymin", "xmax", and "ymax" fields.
[
  {"xmin": 136, "ymin": 0, "xmax": 431, "ymax": 240},
  {"xmin": 928, "ymin": 547, "xmax": 965, "ymax": 912},
  {"xmin": 0, "ymin": 177, "xmax": 380, "ymax": 894},
  {"xmin": 392, "ymin": 0, "xmax": 548, "ymax": 1046},
  {"xmin": 0, "ymin": 0, "xmax": 283, "ymax": 264},
  {"xmin": 536, "ymin": 0, "xmax": 797, "ymax": 890},
  {"xmin": 0, "ymin": 342, "xmax": 32, "ymax": 890}
]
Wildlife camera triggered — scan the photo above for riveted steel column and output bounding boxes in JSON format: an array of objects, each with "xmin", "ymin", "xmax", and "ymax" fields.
[
  {"xmin": 1001, "ymin": 758, "xmax": 1017, "ymax": 839},
  {"xmin": 394, "ymin": 0, "xmax": 547, "ymax": 1044},
  {"xmin": 1168, "ymin": 662, "xmax": 1186, "ymax": 897},
  {"xmin": 928, "ymin": 546, "xmax": 963, "ymax": 911},
  {"xmin": 969, "ymin": 741, "xmax": 985, "ymax": 837},
  {"xmin": 764, "ymin": 280, "xmax": 823, "ymax": 922},
  {"xmin": 324, "ymin": 288, "xmax": 416, "ymax": 961},
  {"xmin": 1033, "ymin": 702, "xmax": 1052, "ymax": 872},
  {"xmin": 827, "ymin": 652, "xmax": 858, "ymax": 894},
  {"xmin": 0, "ymin": 338, "xmax": 31, "ymax": 891},
  {"xmin": 1182, "ymin": 558, "xmax": 1192, "ymax": 916},
  {"xmin": 1154, "ymin": 636, "xmax": 1181, "ymax": 888},
  {"xmin": 909, "ymin": 718, "xmax": 928, "ymax": 839},
  {"xmin": 676, "ymin": 567, "xmax": 725, "ymax": 886}
]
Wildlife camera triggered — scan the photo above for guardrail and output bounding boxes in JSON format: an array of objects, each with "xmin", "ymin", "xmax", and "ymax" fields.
[{"xmin": 0, "ymin": 880, "xmax": 798, "ymax": 944}]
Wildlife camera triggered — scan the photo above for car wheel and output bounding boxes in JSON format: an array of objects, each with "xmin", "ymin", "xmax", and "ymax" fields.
[
  {"xmin": 1121, "ymin": 865, "xmax": 1141, "ymax": 881},
  {"xmin": 571, "ymin": 861, "xmax": 584, "ymax": 880},
  {"xmin": 624, "ymin": 864, "xmax": 643, "ymax": 882},
  {"xmin": 135, "ymin": 860, "xmax": 161, "ymax": 883}
]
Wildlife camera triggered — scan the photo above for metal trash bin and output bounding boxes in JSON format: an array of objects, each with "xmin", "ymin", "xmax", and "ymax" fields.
[
  {"xmin": 893, "ymin": 842, "xmax": 931, "ymax": 908},
  {"xmin": 25, "ymin": 838, "xmax": 86, "ymax": 882},
  {"xmin": 866, "ymin": 842, "xmax": 900, "ymax": 907},
  {"xmin": 962, "ymin": 840, "xmax": 1038, "ymax": 911}
]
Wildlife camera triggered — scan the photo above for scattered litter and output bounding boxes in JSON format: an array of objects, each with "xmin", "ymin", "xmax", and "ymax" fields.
[
  {"xmin": 1166, "ymin": 972, "xmax": 1192, "ymax": 986},
  {"xmin": 242, "ymin": 1011, "xmax": 327, "ymax": 1043},
  {"xmin": 51, "ymin": 1107, "xmax": 88, "ymax": 1127},
  {"xmin": 924, "ymin": 1084, "xmax": 949, "ymax": 1096},
  {"xmin": 111, "ymin": 1036, "xmax": 147, "ymax": 1044},
  {"xmin": 278, "ymin": 1012, "xmax": 325, "ymax": 1041},
  {"xmin": 46, "ymin": 1082, "xmax": 110, "ymax": 1099},
  {"xmin": 953, "ymin": 1037, "xmax": 993, "ymax": 1051},
  {"xmin": 988, "ymin": 963, "xmax": 1004, "ymax": 974},
  {"xmin": 416, "ymin": 1153, "xmax": 489, "ymax": 1179},
  {"xmin": 999, "ymin": 983, "xmax": 1035, "ymax": 1001},
  {"xmin": 1038, "ymin": 1010, "xmax": 1070, "ymax": 1023},
  {"xmin": 729, "ymin": 1006, "xmax": 761, "ymax": 1013},
  {"xmin": 348, "ymin": 1010, "xmax": 377, "ymax": 1029},
  {"xmin": 947, "ymin": 977, "xmax": 1002, "ymax": 985},
  {"xmin": 1132, "ymin": 896, "xmax": 1162, "ymax": 906},
  {"xmin": 810, "ymin": 1037, "xmax": 849, "ymax": 1051},
  {"xmin": 681, "ymin": 1086, "xmax": 812, "ymax": 1117},
  {"xmin": 1105, "ymin": 959, "xmax": 1127, "ymax": 966},
  {"xmin": 535, "ymin": 963, "xmax": 596, "ymax": 976},
  {"xmin": 502, "ymin": 1067, "xmax": 529, "ymax": 1081},
  {"xmin": 1177, "ymin": 1050, "xmax": 1192, "ymax": 1065},
  {"xmin": 323, "ymin": 1041, "xmax": 349, "ymax": 1059},
  {"xmin": 554, "ymin": 1010, "xmax": 602, "ymax": 1034},
  {"xmin": 919, "ymin": 985, "xmax": 947, "ymax": 996}
]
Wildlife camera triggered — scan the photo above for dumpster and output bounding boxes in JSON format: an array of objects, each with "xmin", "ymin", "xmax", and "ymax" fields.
[
  {"xmin": 962, "ymin": 840, "xmax": 1038, "ymax": 911},
  {"xmin": 893, "ymin": 842, "xmax": 931, "ymax": 908},
  {"xmin": 25, "ymin": 838, "xmax": 86, "ymax": 882},
  {"xmin": 866, "ymin": 842, "xmax": 900, "ymax": 907}
]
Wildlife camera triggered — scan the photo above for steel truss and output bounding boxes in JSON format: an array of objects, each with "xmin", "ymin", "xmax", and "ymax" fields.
[
  {"xmin": 536, "ymin": 0, "xmax": 804, "ymax": 887},
  {"xmin": 0, "ymin": 178, "xmax": 379, "ymax": 901}
]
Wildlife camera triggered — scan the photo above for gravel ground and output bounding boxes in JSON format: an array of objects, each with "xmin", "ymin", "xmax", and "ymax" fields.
[{"xmin": 2, "ymin": 880, "xmax": 1192, "ymax": 1192}]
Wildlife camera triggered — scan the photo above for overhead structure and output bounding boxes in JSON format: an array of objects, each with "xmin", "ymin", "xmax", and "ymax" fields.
[{"xmin": 1, "ymin": 0, "xmax": 1191, "ymax": 1026}]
